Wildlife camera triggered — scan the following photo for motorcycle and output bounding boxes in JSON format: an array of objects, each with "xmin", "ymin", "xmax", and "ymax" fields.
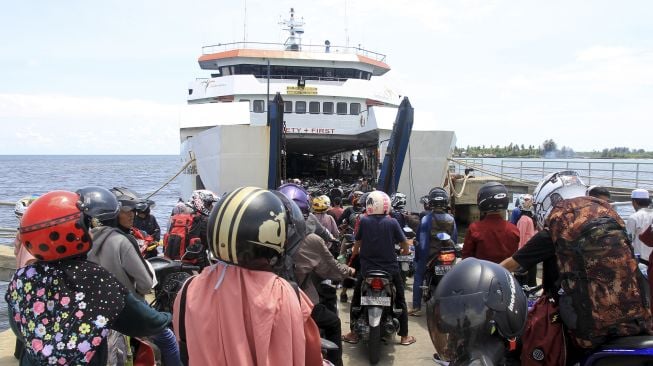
[
  {"xmin": 396, "ymin": 227, "xmax": 416, "ymax": 285},
  {"xmin": 351, "ymin": 270, "xmax": 403, "ymax": 364},
  {"xmin": 146, "ymin": 248, "xmax": 200, "ymax": 313},
  {"xmin": 421, "ymin": 232, "xmax": 462, "ymax": 304}
]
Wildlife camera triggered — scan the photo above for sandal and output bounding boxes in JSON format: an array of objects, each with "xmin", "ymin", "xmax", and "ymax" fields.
[
  {"xmin": 342, "ymin": 333, "xmax": 359, "ymax": 344},
  {"xmin": 399, "ymin": 335, "xmax": 416, "ymax": 346},
  {"xmin": 408, "ymin": 308, "xmax": 421, "ymax": 316}
]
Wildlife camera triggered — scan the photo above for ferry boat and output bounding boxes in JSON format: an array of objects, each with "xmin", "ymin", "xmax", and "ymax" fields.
[{"xmin": 179, "ymin": 8, "xmax": 456, "ymax": 212}]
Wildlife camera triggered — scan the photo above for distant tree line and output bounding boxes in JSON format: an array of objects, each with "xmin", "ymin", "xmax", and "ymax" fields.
[{"xmin": 455, "ymin": 139, "xmax": 653, "ymax": 159}]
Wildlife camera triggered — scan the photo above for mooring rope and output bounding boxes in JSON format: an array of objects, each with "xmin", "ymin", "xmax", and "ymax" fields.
[{"xmin": 144, "ymin": 157, "xmax": 196, "ymax": 200}]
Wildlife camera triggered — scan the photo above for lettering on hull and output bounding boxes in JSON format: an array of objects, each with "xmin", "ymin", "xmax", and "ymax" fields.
[{"xmin": 284, "ymin": 127, "xmax": 336, "ymax": 134}]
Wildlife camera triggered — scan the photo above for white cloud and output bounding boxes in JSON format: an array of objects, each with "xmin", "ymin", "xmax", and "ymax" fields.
[{"xmin": 0, "ymin": 93, "xmax": 181, "ymax": 154}]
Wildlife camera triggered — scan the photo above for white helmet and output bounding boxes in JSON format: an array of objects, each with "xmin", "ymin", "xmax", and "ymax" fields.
[
  {"xmin": 14, "ymin": 194, "xmax": 41, "ymax": 219},
  {"xmin": 366, "ymin": 191, "xmax": 391, "ymax": 215},
  {"xmin": 533, "ymin": 171, "xmax": 587, "ymax": 229}
]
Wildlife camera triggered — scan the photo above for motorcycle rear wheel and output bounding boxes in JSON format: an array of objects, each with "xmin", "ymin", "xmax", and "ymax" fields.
[{"xmin": 368, "ymin": 324, "xmax": 382, "ymax": 364}]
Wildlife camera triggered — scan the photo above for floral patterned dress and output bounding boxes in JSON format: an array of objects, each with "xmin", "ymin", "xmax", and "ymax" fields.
[{"xmin": 5, "ymin": 260, "xmax": 128, "ymax": 365}]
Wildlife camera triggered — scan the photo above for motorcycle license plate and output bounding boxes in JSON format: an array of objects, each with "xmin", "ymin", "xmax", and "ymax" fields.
[
  {"xmin": 361, "ymin": 296, "xmax": 391, "ymax": 306},
  {"xmin": 397, "ymin": 255, "xmax": 413, "ymax": 262},
  {"xmin": 434, "ymin": 265, "xmax": 452, "ymax": 275}
]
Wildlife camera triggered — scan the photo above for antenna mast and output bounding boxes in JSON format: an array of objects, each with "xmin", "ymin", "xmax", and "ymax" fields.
[
  {"xmin": 280, "ymin": 8, "xmax": 305, "ymax": 51},
  {"xmin": 345, "ymin": 0, "xmax": 349, "ymax": 47},
  {"xmin": 243, "ymin": 0, "xmax": 248, "ymax": 42}
]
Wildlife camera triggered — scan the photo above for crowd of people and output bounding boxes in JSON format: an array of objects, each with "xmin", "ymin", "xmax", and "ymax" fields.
[{"xmin": 6, "ymin": 172, "xmax": 653, "ymax": 365}]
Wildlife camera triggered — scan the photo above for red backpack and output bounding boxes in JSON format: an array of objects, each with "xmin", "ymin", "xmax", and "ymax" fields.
[
  {"xmin": 163, "ymin": 213, "xmax": 198, "ymax": 260},
  {"xmin": 520, "ymin": 296, "xmax": 566, "ymax": 365}
]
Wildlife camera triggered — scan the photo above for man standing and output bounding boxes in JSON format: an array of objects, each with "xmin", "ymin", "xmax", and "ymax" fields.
[
  {"xmin": 463, "ymin": 182, "xmax": 519, "ymax": 264},
  {"xmin": 627, "ymin": 188, "xmax": 653, "ymax": 263}
]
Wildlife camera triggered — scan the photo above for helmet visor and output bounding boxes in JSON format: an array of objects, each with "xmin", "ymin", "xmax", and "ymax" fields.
[{"xmin": 428, "ymin": 292, "xmax": 491, "ymax": 361}]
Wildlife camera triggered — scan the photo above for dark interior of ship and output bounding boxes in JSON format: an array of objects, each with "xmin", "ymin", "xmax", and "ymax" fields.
[{"xmin": 284, "ymin": 131, "xmax": 380, "ymax": 182}]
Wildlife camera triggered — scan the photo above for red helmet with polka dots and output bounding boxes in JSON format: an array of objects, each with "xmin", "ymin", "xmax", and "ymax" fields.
[{"xmin": 18, "ymin": 190, "xmax": 92, "ymax": 262}]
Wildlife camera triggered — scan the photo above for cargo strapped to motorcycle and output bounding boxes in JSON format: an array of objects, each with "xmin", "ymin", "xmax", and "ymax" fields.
[{"xmin": 177, "ymin": 275, "xmax": 197, "ymax": 366}]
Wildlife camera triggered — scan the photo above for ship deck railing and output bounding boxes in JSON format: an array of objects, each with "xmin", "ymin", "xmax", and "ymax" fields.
[
  {"xmin": 449, "ymin": 158, "xmax": 653, "ymax": 193},
  {"xmin": 201, "ymin": 42, "xmax": 387, "ymax": 62}
]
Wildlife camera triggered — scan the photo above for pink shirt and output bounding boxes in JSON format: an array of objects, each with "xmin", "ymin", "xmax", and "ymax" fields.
[
  {"xmin": 516, "ymin": 215, "xmax": 536, "ymax": 249},
  {"xmin": 173, "ymin": 263, "xmax": 323, "ymax": 366}
]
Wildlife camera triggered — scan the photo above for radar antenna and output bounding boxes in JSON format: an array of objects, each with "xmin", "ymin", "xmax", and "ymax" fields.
[{"xmin": 279, "ymin": 8, "xmax": 305, "ymax": 51}]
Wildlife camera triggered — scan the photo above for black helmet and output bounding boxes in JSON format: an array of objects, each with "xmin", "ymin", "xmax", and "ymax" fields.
[
  {"xmin": 428, "ymin": 187, "xmax": 449, "ymax": 210},
  {"xmin": 477, "ymin": 182, "xmax": 509, "ymax": 212},
  {"xmin": 207, "ymin": 187, "xmax": 306, "ymax": 272},
  {"xmin": 76, "ymin": 186, "xmax": 121, "ymax": 224},
  {"xmin": 358, "ymin": 191, "xmax": 372, "ymax": 212},
  {"xmin": 333, "ymin": 179, "xmax": 342, "ymax": 187},
  {"xmin": 110, "ymin": 186, "xmax": 143, "ymax": 211},
  {"xmin": 427, "ymin": 258, "xmax": 527, "ymax": 363}
]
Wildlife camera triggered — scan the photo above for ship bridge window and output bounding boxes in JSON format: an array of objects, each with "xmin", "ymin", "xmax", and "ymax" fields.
[
  {"xmin": 350, "ymin": 103, "xmax": 361, "ymax": 115},
  {"xmin": 336, "ymin": 102, "xmax": 348, "ymax": 115},
  {"xmin": 253, "ymin": 100, "xmax": 265, "ymax": 113},
  {"xmin": 284, "ymin": 101, "xmax": 293, "ymax": 113},
  {"xmin": 309, "ymin": 102, "xmax": 320, "ymax": 114},
  {"xmin": 323, "ymin": 102, "xmax": 334, "ymax": 114},
  {"xmin": 296, "ymin": 101, "xmax": 307, "ymax": 114}
]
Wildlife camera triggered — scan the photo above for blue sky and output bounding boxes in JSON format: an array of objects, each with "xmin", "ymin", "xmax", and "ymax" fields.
[{"xmin": 1, "ymin": 0, "xmax": 652, "ymax": 154}]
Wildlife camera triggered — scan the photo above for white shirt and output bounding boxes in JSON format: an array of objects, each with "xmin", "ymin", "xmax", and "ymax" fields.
[{"xmin": 626, "ymin": 207, "xmax": 653, "ymax": 261}]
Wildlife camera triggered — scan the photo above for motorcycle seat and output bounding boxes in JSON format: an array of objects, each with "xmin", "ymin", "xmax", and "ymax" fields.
[
  {"xmin": 365, "ymin": 270, "xmax": 392, "ymax": 278},
  {"xmin": 600, "ymin": 335, "xmax": 653, "ymax": 350}
]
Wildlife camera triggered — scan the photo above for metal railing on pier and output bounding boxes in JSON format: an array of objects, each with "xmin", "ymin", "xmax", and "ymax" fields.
[{"xmin": 449, "ymin": 158, "xmax": 653, "ymax": 191}]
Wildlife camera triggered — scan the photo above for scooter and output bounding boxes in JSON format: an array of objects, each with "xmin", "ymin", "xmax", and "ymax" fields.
[
  {"xmin": 421, "ymin": 232, "xmax": 462, "ymax": 304},
  {"xmin": 396, "ymin": 227, "xmax": 416, "ymax": 285},
  {"xmin": 146, "ymin": 247, "xmax": 200, "ymax": 313},
  {"xmin": 351, "ymin": 270, "xmax": 402, "ymax": 364}
]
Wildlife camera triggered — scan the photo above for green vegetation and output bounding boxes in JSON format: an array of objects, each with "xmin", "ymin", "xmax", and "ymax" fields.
[{"xmin": 455, "ymin": 140, "xmax": 653, "ymax": 159}]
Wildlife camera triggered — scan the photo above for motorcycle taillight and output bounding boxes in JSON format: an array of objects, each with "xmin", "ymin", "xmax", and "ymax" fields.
[
  {"xmin": 438, "ymin": 251, "xmax": 456, "ymax": 264},
  {"xmin": 370, "ymin": 278, "xmax": 384, "ymax": 290}
]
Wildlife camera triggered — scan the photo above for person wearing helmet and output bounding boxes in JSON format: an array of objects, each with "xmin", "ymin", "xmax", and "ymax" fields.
[
  {"xmin": 462, "ymin": 182, "xmax": 519, "ymax": 264},
  {"xmin": 514, "ymin": 194, "xmax": 537, "ymax": 287},
  {"xmin": 501, "ymin": 171, "xmax": 589, "ymax": 297},
  {"xmin": 279, "ymin": 183, "xmax": 336, "ymax": 244},
  {"xmin": 134, "ymin": 199, "xmax": 161, "ymax": 241},
  {"xmin": 292, "ymin": 195, "xmax": 356, "ymax": 366},
  {"xmin": 13, "ymin": 194, "xmax": 41, "ymax": 269},
  {"xmin": 342, "ymin": 190, "xmax": 417, "ymax": 346},
  {"xmin": 340, "ymin": 190, "xmax": 364, "ymax": 227},
  {"xmin": 84, "ymin": 187, "xmax": 183, "ymax": 366},
  {"xmin": 390, "ymin": 192, "xmax": 408, "ymax": 228},
  {"xmin": 312, "ymin": 195, "xmax": 340, "ymax": 239},
  {"xmin": 410, "ymin": 187, "xmax": 458, "ymax": 316},
  {"xmin": 172, "ymin": 187, "xmax": 324, "ymax": 366},
  {"xmin": 184, "ymin": 189, "xmax": 220, "ymax": 268},
  {"xmin": 85, "ymin": 187, "xmax": 154, "ymax": 297},
  {"xmin": 428, "ymin": 258, "xmax": 527, "ymax": 364},
  {"xmin": 5, "ymin": 190, "xmax": 172, "ymax": 365}
]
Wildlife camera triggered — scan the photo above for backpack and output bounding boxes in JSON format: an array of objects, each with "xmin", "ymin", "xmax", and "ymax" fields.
[
  {"xmin": 547, "ymin": 196, "xmax": 652, "ymax": 348},
  {"xmin": 427, "ymin": 213, "xmax": 455, "ymax": 263},
  {"xmin": 163, "ymin": 213, "xmax": 199, "ymax": 260},
  {"xmin": 520, "ymin": 296, "xmax": 566, "ymax": 366}
]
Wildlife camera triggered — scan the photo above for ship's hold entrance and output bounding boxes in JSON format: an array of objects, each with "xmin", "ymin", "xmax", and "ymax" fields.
[{"xmin": 284, "ymin": 131, "xmax": 380, "ymax": 182}]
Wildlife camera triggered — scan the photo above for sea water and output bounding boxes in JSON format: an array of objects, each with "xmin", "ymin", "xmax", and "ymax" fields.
[
  {"xmin": 0, "ymin": 155, "xmax": 182, "ymax": 246},
  {"xmin": 0, "ymin": 155, "xmax": 182, "ymax": 332}
]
